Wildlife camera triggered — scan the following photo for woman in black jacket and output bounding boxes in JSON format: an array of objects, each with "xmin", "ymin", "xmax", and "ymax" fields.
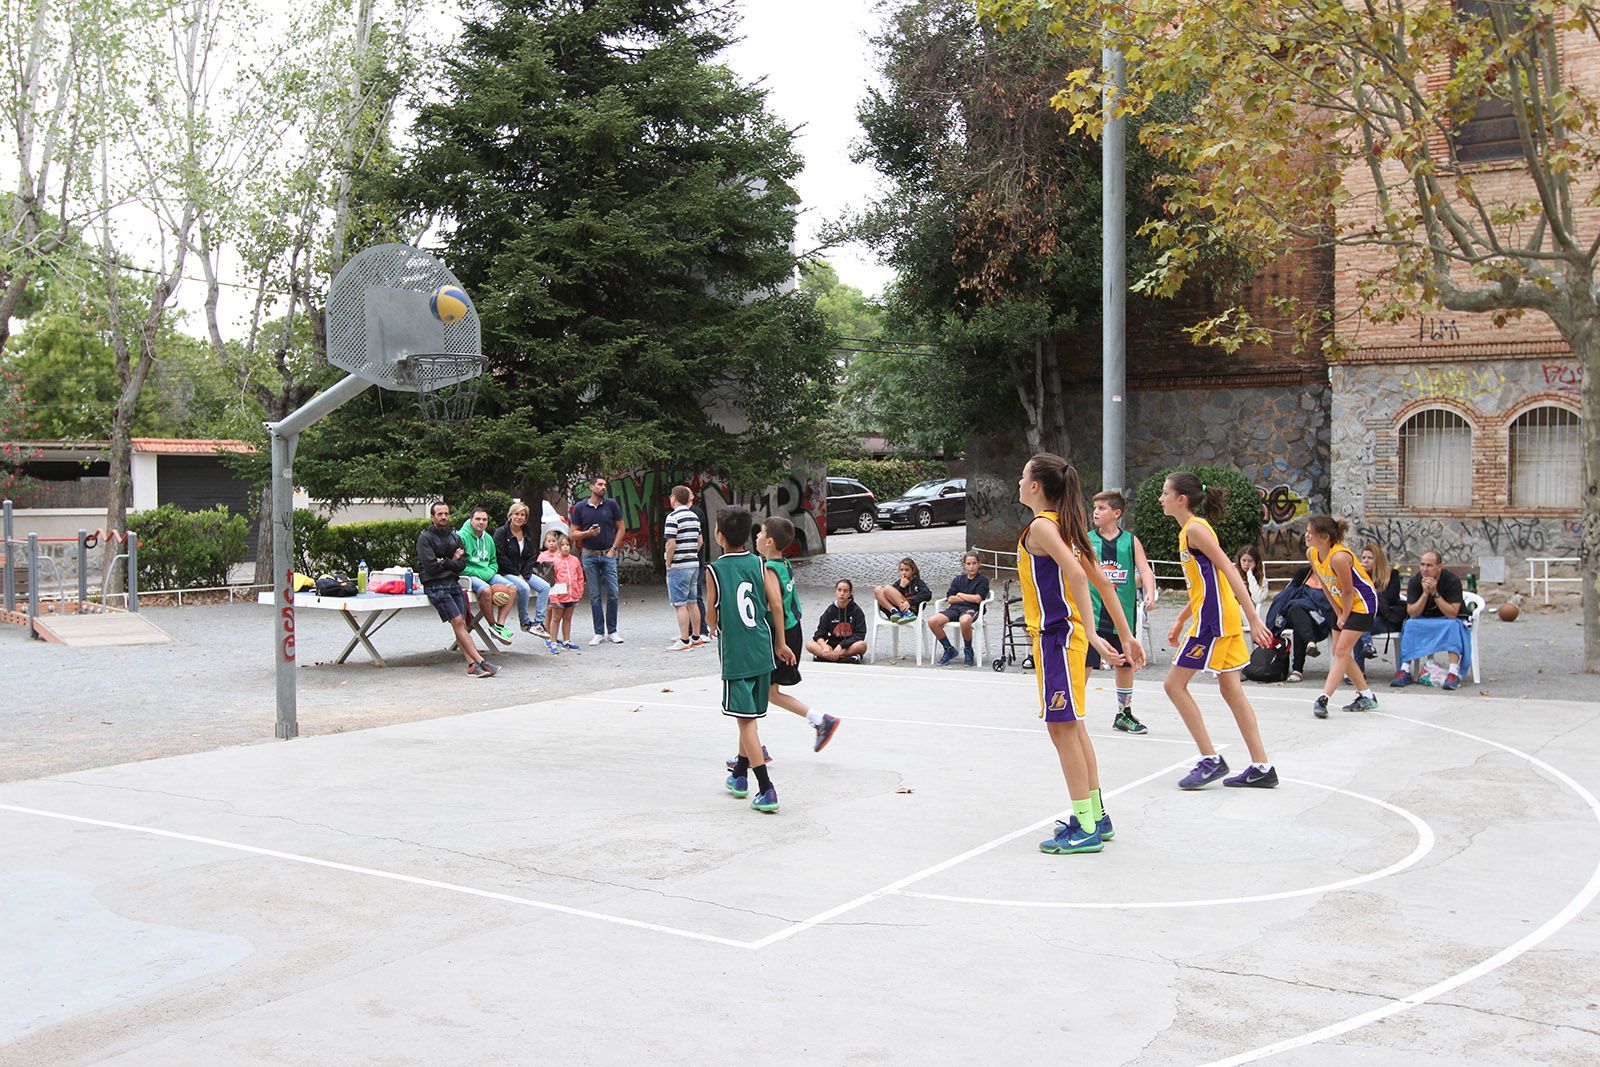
[
  {"xmin": 494, "ymin": 502, "xmax": 554, "ymax": 646},
  {"xmin": 1264, "ymin": 566, "xmax": 1334, "ymax": 682},
  {"xmin": 807, "ymin": 580, "xmax": 869, "ymax": 662}
]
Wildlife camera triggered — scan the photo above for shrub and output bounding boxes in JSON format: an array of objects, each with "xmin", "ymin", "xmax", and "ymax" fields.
[
  {"xmin": 828, "ymin": 458, "xmax": 949, "ymax": 501},
  {"xmin": 293, "ymin": 508, "xmax": 329, "ymax": 569},
  {"xmin": 1132, "ymin": 465, "xmax": 1262, "ymax": 566},
  {"xmin": 128, "ymin": 505, "xmax": 251, "ymax": 590},
  {"xmin": 470, "ymin": 490, "xmax": 516, "ymax": 527},
  {"xmin": 306, "ymin": 518, "xmax": 430, "ymax": 575}
]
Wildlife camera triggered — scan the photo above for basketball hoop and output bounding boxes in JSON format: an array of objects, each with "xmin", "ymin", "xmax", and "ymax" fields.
[{"xmin": 397, "ymin": 353, "xmax": 491, "ymax": 423}]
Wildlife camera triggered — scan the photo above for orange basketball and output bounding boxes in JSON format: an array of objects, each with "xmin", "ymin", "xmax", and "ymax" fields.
[{"xmin": 1497, "ymin": 602, "xmax": 1519, "ymax": 623}]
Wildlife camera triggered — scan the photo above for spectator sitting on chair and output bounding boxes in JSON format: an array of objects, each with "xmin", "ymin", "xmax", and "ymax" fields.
[
  {"xmin": 1238, "ymin": 544, "xmax": 1270, "ymax": 615},
  {"xmin": 873, "ymin": 557, "xmax": 932, "ymax": 623},
  {"xmin": 1392, "ymin": 550, "xmax": 1468, "ymax": 690},
  {"xmin": 494, "ymin": 502, "xmax": 555, "ymax": 650},
  {"xmin": 570, "ymin": 475, "xmax": 626, "ymax": 645},
  {"xmin": 807, "ymin": 579, "xmax": 869, "ymax": 663},
  {"xmin": 416, "ymin": 501, "xmax": 497, "ymax": 677},
  {"xmin": 459, "ymin": 506, "xmax": 519, "ymax": 645},
  {"xmin": 929, "ymin": 551, "xmax": 990, "ymax": 667},
  {"xmin": 1353, "ymin": 542, "xmax": 1402, "ymax": 670},
  {"xmin": 1263, "ymin": 565, "xmax": 1334, "ymax": 684}
]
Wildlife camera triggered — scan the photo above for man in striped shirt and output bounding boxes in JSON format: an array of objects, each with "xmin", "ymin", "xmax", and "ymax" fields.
[{"xmin": 664, "ymin": 485, "xmax": 707, "ymax": 650}]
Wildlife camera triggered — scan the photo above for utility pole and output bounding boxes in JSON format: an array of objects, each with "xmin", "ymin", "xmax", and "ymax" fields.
[{"xmin": 1102, "ymin": 41, "xmax": 1127, "ymax": 496}]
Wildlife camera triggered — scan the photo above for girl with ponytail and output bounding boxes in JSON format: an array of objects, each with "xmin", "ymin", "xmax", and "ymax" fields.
[
  {"xmin": 1016, "ymin": 453, "xmax": 1146, "ymax": 855},
  {"xmin": 1158, "ymin": 472, "xmax": 1278, "ymax": 789},
  {"xmin": 1304, "ymin": 514, "xmax": 1381, "ymax": 717}
]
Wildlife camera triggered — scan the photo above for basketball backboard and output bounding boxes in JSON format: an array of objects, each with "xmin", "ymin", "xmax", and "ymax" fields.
[{"xmin": 326, "ymin": 244, "xmax": 482, "ymax": 392}]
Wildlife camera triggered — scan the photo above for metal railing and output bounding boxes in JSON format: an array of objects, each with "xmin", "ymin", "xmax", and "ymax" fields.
[
  {"xmin": 3, "ymin": 499, "xmax": 143, "ymax": 637},
  {"xmin": 1527, "ymin": 556, "xmax": 1581, "ymax": 604}
]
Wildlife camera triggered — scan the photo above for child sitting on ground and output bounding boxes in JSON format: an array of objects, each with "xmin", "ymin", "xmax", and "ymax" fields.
[{"xmin": 807, "ymin": 580, "xmax": 869, "ymax": 663}]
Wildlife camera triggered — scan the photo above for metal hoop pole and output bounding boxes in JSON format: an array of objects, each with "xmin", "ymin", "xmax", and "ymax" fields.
[
  {"xmin": 27, "ymin": 533, "xmax": 39, "ymax": 639},
  {"xmin": 78, "ymin": 529, "xmax": 89, "ymax": 610},
  {"xmin": 272, "ymin": 430, "xmax": 299, "ymax": 739},
  {"xmin": 128, "ymin": 533, "xmax": 139, "ymax": 613},
  {"xmin": 3, "ymin": 498, "xmax": 13, "ymax": 612}
]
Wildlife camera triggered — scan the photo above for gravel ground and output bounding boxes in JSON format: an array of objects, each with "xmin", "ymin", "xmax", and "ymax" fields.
[{"xmin": 3, "ymin": 570, "xmax": 1594, "ymax": 784}]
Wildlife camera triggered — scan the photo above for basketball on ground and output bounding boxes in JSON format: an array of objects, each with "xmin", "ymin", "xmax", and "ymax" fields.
[
  {"xmin": 430, "ymin": 284, "xmax": 470, "ymax": 323},
  {"xmin": 492, "ymin": 588, "xmax": 513, "ymax": 607},
  {"xmin": 1497, "ymin": 601, "xmax": 1519, "ymax": 622}
]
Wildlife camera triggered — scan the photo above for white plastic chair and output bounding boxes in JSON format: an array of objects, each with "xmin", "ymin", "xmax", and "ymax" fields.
[
  {"xmin": 919, "ymin": 592, "xmax": 996, "ymax": 666},
  {"xmin": 869, "ymin": 600, "xmax": 935, "ymax": 664},
  {"xmin": 1402, "ymin": 591, "xmax": 1483, "ymax": 684}
]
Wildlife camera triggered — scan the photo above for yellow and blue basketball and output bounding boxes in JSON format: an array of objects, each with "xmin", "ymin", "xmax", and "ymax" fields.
[{"xmin": 429, "ymin": 285, "xmax": 471, "ymax": 324}]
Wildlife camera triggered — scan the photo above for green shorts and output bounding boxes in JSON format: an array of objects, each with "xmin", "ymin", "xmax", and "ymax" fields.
[{"xmin": 721, "ymin": 674, "xmax": 772, "ymax": 718}]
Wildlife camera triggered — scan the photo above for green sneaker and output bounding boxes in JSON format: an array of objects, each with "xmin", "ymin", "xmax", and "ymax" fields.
[
  {"xmin": 1342, "ymin": 694, "xmax": 1379, "ymax": 713},
  {"xmin": 1113, "ymin": 709, "xmax": 1148, "ymax": 734},
  {"xmin": 492, "ymin": 623, "xmax": 514, "ymax": 643},
  {"xmin": 751, "ymin": 787, "xmax": 779, "ymax": 813}
]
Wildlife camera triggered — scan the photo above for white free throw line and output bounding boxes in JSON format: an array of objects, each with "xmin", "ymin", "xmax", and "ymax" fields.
[
  {"xmin": 743, "ymin": 753, "xmax": 1207, "ymax": 951},
  {"xmin": 0, "ymin": 803, "xmax": 756, "ymax": 950},
  {"xmin": 569, "ymin": 696, "xmax": 1194, "ymax": 745},
  {"xmin": 899, "ymin": 776, "xmax": 1436, "ymax": 909},
  {"xmin": 1197, "ymin": 713, "xmax": 1600, "ymax": 1066}
]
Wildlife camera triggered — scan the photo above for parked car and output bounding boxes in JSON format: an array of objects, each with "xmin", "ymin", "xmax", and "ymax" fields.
[
  {"xmin": 826, "ymin": 477, "xmax": 878, "ymax": 533},
  {"xmin": 875, "ymin": 477, "xmax": 966, "ymax": 529}
]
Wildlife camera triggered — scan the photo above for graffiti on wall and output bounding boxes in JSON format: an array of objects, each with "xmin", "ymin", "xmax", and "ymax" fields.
[
  {"xmin": 1417, "ymin": 317, "xmax": 1462, "ymax": 342},
  {"xmin": 600, "ymin": 466, "xmax": 826, "ymax": 565},
  {"xmin": 1257, "ymin": 484, "xmax": 1309, "ymax": 526},
  {"xmin": 1353, "ymin": 515, "xmax": 1577, "ymax": 565},
  {"xmin": 1400, "ymin": 365, "xmax": 1505, "ymax": 404},
  {"xmin": 1541, "ymin": 363, "xmax": 1582, "ymax": 394}
]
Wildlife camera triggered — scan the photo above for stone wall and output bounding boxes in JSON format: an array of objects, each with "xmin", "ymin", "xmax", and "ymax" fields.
[
  {"xmin": 1330, "ymin": 357, "xmax": 1582, "ymax": 588},
  {"xmin": 966, "ymin": 380, "xmax": 1332, "ymax": 560}
]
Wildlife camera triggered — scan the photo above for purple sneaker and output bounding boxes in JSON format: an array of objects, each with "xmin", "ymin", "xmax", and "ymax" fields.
[
  {"xmin": 813, "ymin": 714, "xmax": 841, "ymax": 752},
  {"xmin": 725, "ymin": 745, "xmax": 772, "ymax": 774},
  {"xmin": 1224, "ymin": 764, "xmax": 1279, "ymax": 788},
  {"xmin": 1178, "ymin": 755, "xmax": 1230, "ymax": 790}
]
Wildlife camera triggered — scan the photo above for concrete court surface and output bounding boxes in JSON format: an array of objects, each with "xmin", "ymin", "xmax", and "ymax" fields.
[{"xmin": 4, "ymin": 662, "xmax": 1599, "ymax": 1066}]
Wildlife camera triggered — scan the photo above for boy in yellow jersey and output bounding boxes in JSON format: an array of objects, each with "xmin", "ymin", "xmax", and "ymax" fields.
[
  {"xmin": 1304, "ymin": 514, "xmax": 1381, "ymax": 717},
  {"xmin": 1158, "ymin": 472, "xmax": 1278, "ymax": 790}
]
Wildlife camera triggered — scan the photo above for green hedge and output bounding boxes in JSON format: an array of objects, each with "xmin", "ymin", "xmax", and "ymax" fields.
[
  {"xmin": 128, "ymin": 505, "xmax": 250, "ymax": 590},
  {"xmin": 1132, "ymin": 465, "xmax": 1262, "ymax": 566},
  {"xmin": 302, "ymin": 518, "xmax": 430, "ymax": 575},
  {"xmin": 827, "ymin": 458, "xmax": 949, "ymax": 501}
]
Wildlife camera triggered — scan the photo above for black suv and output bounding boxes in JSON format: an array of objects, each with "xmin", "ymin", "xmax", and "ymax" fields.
[
  {"xmin": 875, "ymin": 477, "xmax": 966, "ymax": 528},
  {"xmin": 826, "ymin": 477, "xmax": 878, "ymax": 533}
]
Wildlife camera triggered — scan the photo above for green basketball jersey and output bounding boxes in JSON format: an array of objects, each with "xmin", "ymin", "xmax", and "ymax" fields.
[
  {"xmin": 764, "ymin": 557, "xmax": 802, "ymax": 630},
  {"xmin": 709, "ymin": 551, "xmax": 775, "ymax": 679},
  {"xmin": 1087, "ymin": 528, "xmax": 1137, "ymax": 633}
]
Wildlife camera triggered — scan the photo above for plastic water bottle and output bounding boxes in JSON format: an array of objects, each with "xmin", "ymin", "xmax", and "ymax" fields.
[
  {"xmin": 404, "ymin": 568, "xmax": 414, "ymax": 594},
  {"xmin": 357, "ymin": 559, "xmax": 369, "ymax": 594}
]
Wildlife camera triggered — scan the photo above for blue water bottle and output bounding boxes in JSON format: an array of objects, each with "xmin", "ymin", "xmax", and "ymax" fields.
[{"xmin": 404, "ymin": 568, "xmax": 414, "ymax": 593}]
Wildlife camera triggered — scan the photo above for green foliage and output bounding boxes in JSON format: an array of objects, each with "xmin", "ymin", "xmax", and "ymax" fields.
[
  {"xmin": 0, "ymin": 367, "xmax": 41, "ymax": 498},
  {"xmin": 801, "ymin": 261, "xmax": 884, "ymax": 341},
  {"xmin": 292, "ymin": 508, "xmax": 329, "ymax": 569},
  {"xmin": 298, "ymin": 0, "xmax": 835, "ymax": 503},
  {"xmin": 304, "ymin": 518, "xmax": 429, "ymax": 575},
  {"xmin": 471, "ymin": 490, "xmax": 516, "ymax": 527},
  {"xmin": 1132, "ymin": 465, "xmax": 1262, "ymax": 565},
  {"xmin": 828, "ymin": 457, "xmax": 949, "ymax": 501},
  {"xmin": 127, "ymin": 505, "xmax": 251, "ymax": 590}
]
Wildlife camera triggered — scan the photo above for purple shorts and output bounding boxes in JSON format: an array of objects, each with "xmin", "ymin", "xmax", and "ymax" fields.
[{"xmin": 1033, "ymin": 626, "xmax": 1088, "ymax": 723}]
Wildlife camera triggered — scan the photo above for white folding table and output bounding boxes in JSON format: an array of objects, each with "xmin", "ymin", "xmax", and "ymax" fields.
[{"xmin": 260, "ymin": 588, "xmax": 496, "ymax": 666}]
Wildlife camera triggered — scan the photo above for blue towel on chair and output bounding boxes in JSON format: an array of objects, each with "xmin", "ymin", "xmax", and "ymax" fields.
[{"xmin": 1399, "ymin": 617, "xmax": 1472, "ymax": 674}]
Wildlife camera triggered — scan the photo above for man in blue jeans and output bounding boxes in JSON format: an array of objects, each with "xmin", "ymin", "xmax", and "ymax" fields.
[{"xmin": 570, "ymin": 475, "xmax": 626, "ymax": 644}]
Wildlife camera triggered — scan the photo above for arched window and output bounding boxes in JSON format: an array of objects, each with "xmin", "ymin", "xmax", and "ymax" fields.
[
  {"xmin": 1399, "ymin": 409, "xmax": 1473, "ymax": 508},
  {"xmin": 1509, "ymin": 405, "xmax": 1581, "ymax": 508}
]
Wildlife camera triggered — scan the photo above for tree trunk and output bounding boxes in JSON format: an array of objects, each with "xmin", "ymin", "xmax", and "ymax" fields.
[{"xmin": 1580, "ymin": 325, "xmax": 1600, "ymax": 673}]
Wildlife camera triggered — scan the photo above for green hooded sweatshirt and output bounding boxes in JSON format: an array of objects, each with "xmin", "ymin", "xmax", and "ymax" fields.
[{"xmin": 458, "ymin": 520, "xmax": 499, "ymax": 582}]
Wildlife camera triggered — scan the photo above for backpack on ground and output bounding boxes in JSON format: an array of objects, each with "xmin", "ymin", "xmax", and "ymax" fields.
[{"xmin": 1242, "ymin": 640, "xmax": 1290, "ymax": 683}]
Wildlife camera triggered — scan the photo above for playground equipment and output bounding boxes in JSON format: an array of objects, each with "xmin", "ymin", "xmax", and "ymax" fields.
[
  {"xmin": 1, "ymin": 499, "xmax": 171, "ymax": 646},
  {"xmin": 269, "ymin": 244, "xmax": 485, "ymax": 739}
]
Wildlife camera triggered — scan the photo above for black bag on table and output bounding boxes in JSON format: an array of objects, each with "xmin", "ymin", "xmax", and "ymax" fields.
[
  {"xmin": 1242, "ymin": 640, "xmax": 1290, "ymax": 683},
  {"xmin": 315, "ymin": 573, "xmax": 359, "ymax": 597}
]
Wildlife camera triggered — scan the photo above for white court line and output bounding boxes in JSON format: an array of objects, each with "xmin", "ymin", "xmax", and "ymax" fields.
[
  {"xmin": 744, "ymin": 753, "xmax": 1207, "ymax": 951},
  {"xmin": 1198, "ymin": 712, "xmax": 1600, "ymax": 1066},
  {"xmin": 570, "ymin": 695, "xmax": 1197, "ymax": 745},
  {"xmin": 900, "ymin": 776, "xmax": 1436, "ymax": 909},
  {"xmin": 814, "ymin": 661, "xmax": 1334, "ymax": 705},
  {"xmin": 0, "ymin": 803, "xmax": 755, "ymax": 950}
]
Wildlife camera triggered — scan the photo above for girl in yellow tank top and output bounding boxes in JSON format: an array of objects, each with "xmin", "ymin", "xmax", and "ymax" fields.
[
  {"xmin": 1159, "ymin": 472, "xmax": 1277, "ymax": 790},
  {"xmin": 1304, "ymin": 515, "xmax": 1380, "ymax": 718}
]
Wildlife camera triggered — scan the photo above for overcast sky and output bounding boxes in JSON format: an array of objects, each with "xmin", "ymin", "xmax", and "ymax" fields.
[{"xmin": 722, "ymin": 0, "xmax": 895, "ymax": 297}]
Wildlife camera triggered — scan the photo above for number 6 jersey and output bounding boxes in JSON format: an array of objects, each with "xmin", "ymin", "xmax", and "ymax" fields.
[{"xmin": 708, "ymin": 550, "xmax": 776, "ymax": 679}]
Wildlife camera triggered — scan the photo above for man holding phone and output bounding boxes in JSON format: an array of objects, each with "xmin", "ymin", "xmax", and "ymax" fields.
[{"xmin": 570, "ymin": 475, "xmax": 627, "ymax": 644}]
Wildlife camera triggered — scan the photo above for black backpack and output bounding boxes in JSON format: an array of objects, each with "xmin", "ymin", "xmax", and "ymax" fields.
[
  {"xmin": 315, "ymin": 573, "xmax": 359, "ymax": 597},
  {"xmin": 1242, "ymin": 641, "xmax": 1290, "ymax": 683}
]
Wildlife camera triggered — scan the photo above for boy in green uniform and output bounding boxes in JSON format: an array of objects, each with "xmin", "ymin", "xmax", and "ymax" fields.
[
  {"xmin": 706, "ymin": 506, "xmax": 795, "ymax": 813},
  {"xmin": 1087, "ymin": 491, "xmax": 1158, "ymax": 733}
]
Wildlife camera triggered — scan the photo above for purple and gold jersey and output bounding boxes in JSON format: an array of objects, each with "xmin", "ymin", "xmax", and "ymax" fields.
[
  {"xmin": 1019, "ymin": 512, "xmax": 1090, "ymax": 721},
  {"xmin": 1179, "ymin": 517, "xmax": 1243, "ymax": 639},
  {"xmin": 1309, "ymin": 543, "xmax": 1376, "ymax": 616},
  {"xmin": 1017, "ymin": 512, "xmax": 1085, "ymax": 638}
]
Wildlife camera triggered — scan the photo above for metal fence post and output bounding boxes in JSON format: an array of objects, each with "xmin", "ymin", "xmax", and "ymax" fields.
[
  {"xmin": 77, "ymin": 529, "xmax": 89, "ymax": 610},
  {"xmin": 3, "ymin": 498, "xmax": 13, "ymax": 612},
  {"xmin": 127, "ymin": 533, "xmax": 139, "ymax": 613},
  {"xmin": 27, "ymin": 533, "xmax": 39, "ymax": 638}
]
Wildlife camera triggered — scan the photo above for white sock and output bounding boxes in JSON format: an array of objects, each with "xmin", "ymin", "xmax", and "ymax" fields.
[
  {"xmin": 1253, "ymin": 762, "xmax": 1273, "ymax": 773},
  {"xmin": 1359, "ymin": 689, "xmax": 1375, "ymax": 699},
  {"xmin": 806, "ymin": 708, "xmax": 825, "ymax": 726}
]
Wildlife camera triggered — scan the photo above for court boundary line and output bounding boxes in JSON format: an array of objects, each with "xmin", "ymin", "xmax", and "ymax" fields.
[{"xmin": 898, "ymin": 776, "xmax": 1436, "ymax": 909}]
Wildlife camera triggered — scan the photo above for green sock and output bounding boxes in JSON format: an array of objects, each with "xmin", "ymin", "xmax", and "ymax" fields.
[
  {"xmin": 1072, "ymin": 798, "xmax": 1095, "ymax": 831},
  {"xmin": 1089, "ymin": 788, "xmax": 1105, "ymax": 823}
]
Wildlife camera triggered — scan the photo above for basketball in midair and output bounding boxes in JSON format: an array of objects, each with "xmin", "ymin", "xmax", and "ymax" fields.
[
  {"xmin": 1497, "ymin": 601, "xmax": 1519, "ymax": 623},
  {"xmin": 492, "ymin": 588, "xmax": 514, "ymax": 607},
  {"xmin": 430, "ymin": 285, "xmax": 470, "ymax": 324}
]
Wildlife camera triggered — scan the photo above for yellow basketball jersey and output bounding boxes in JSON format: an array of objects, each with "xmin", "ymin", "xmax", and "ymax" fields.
[
  {"xmin": 1179, "ymin": 517, "xmax": 1243, "ymax": 638},
  {"xmin": 1016, "ymin": 513, "xmax": 1088, "ymax": 651},
  {"xmin": 1309, "ymin": 543, "xmax": 1376, "ymax": 616}
]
